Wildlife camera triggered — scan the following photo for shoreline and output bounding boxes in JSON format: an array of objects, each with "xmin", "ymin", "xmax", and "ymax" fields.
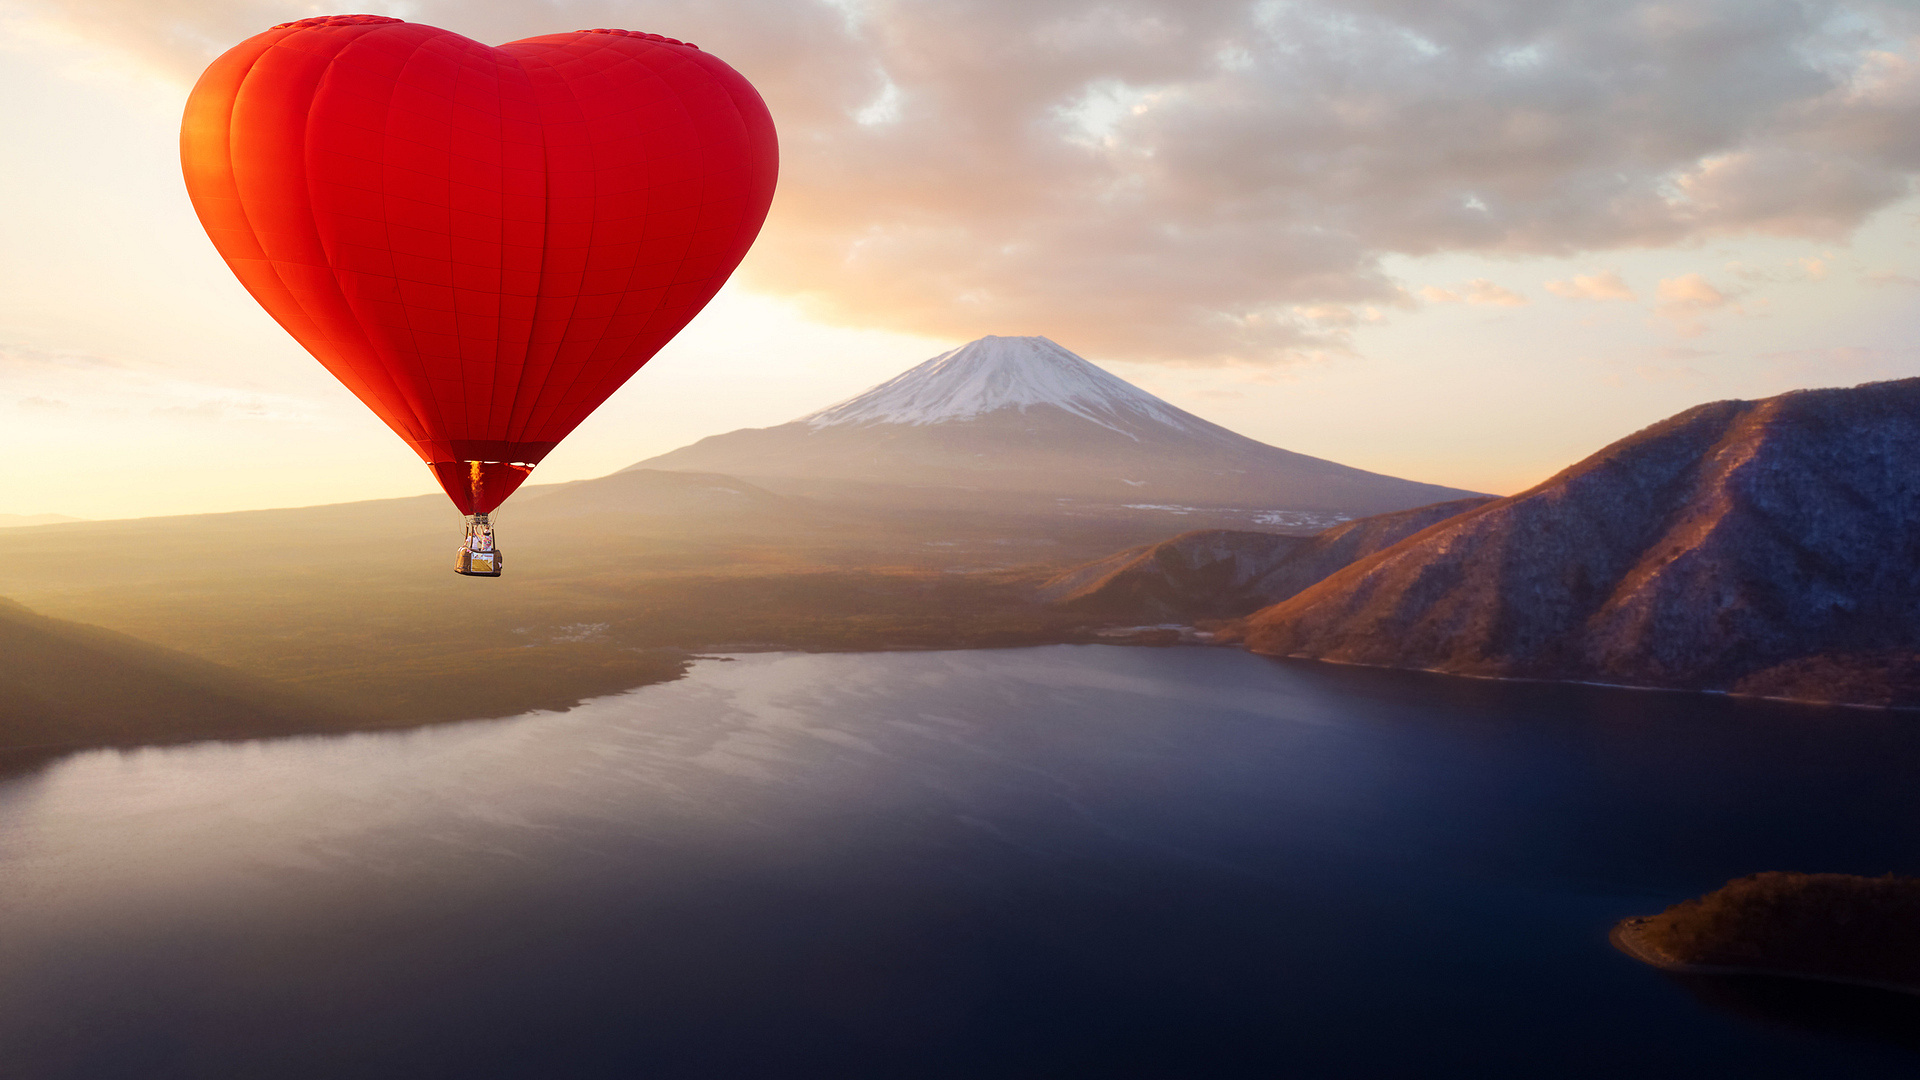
[
  {"xmin": 1256, "ymin": 651, "xmax": 1920, "ymax": 713},
  {"xmin": 9, "ymin": 634, "xmax": 1915, "ymax": 767},
  {"xmin": 1610, "ymin": 917, "xmax": 1920, "ymax": 998}
]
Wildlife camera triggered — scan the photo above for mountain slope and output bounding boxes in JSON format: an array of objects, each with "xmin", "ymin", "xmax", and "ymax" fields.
[
  {"xmin": 504, "ymin": 469, "xmax": 803, "ymax": 529},
  {"xmin": 1040, "ymin": 497, "xmax": 1494, "ymax": 622},
  {"xmin": 635, "ymin": 336, "xmax": 1477, "ymax": 513},
  {"xmin": 1245, "ymin": 497, "xmax": 1498, "ymax": 604},
  {"xmin": 0, "ymin": 597, "xmax": 344, "ymax": 749},
  {"xmin": 1040, "ymin": 530, "xmax": 1309, "ymax": 621},
  {"xmin": 1243, "ymin": 379, "xmax": 1920, "ymax": 706}
]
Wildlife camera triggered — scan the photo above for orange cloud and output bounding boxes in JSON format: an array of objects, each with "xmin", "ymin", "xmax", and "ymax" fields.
[
  {"xmin": 1421, "ymin": 280, "xmax": 1528, "ymax": 306},
  {"xmin": 1545, "ymin": 270, "xmax": 1636, "ymax": 302},
  {"xmin": 1654, "ymin": 273, "xmax": 1743, "ymax": 336}
]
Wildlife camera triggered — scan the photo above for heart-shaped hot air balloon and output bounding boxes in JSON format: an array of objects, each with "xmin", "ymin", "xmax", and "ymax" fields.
[{"xmin": 181, "ymin": 15, "xmax": 777, "ymax": 575}]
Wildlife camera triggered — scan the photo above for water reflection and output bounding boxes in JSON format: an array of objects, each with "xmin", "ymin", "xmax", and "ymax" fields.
[
  {"xmin": 1669, "ymin": 974, "xmax": 1920, "ymax": 1054},
  {"xmin": 0, "ymin": 745, "xmax": 70, "ymax": 781},
  {"xmin": 0, "ymin": 646, "xmax": 1915, "ymax": 1079}
]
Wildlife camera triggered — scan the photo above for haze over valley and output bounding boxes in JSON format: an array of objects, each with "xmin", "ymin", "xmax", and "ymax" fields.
[
  {"xmin": 5, "ymin": 340, "xmax": 1917, "ymax": 754},
  {"xmin": 0, "ymin": 337, "xmax": 1460, "ymax": 749}
]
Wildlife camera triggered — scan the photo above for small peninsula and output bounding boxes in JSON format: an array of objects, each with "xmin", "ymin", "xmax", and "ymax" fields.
[{"xmin": 1613, "ymin": 872, "xmax": 1920, "ymax": 995}]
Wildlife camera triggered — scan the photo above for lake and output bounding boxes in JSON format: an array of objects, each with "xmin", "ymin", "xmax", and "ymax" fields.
[{"xmin": 1, "ymin": 646, "xmax": 1917, "ymax": 1078}]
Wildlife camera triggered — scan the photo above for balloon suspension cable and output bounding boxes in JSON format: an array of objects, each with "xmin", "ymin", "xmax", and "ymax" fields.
[{"xmin": 465, "ymin": 513, "xmax": 495, "ymax": 547}]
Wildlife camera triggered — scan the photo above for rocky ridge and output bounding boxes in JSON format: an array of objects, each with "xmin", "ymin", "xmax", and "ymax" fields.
[
  {"xmin": 1243, "ymin": 378, "xmax": 1920, "ymax": 707},
  {"xmin": 1040, "ymin": 530, "xmax": 1307, "ymax": 621},
  {"xmin": 1042, "ymin": 497, "xmax": 1494, "ymax": 623}
]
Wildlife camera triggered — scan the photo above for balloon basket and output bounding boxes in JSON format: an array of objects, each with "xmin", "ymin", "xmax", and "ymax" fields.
[
  {"xmin": 455, "ymin": 514, "xmax": 502, "ymax": 577},
  {"xmin": 455, "ymin": 548, "xmax": 502, "ymax": 577}
]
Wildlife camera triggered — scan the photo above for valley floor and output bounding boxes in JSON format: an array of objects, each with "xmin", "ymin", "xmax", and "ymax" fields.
[{"xmin": 0, "ymin": 489, "xmax": 1220, "ymax": 753}]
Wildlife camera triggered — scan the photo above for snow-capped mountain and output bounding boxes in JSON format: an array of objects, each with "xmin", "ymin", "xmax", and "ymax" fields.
[
  {"xmin": 632, "ymin": 336, "xmax": 1476, "ymax": 513},
  {"xmin": 801, "ymin": 336, "xmax": 1211, "ymax": 439}
]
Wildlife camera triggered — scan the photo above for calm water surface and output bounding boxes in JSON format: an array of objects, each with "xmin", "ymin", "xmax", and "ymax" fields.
[{"xmin": 2, "ymin": 646, "xmax": 1917, "ymax": 1078}]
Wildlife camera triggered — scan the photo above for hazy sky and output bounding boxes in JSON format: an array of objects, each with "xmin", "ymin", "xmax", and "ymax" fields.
[{"xmin": 6, "ymin": 0, "xmax": 1920, "ymax": 519}]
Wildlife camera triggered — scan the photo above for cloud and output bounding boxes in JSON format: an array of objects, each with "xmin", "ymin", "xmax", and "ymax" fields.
[
  {"xmin": 1545, "ymin": 270, "xmax": 1636, "ymax": 301},
  {"xmin": 20, "ymin": 0, "xmax": 1920, "ymax": 363},
  {"xmin": 1655, "ymin": 274, "xmax": 1737, "ymax": 307},
  {"xmin": 1421, "ymin": 279, "xmax": 1528, "ymax": 306},
  {"xmin": 1654, "ymin": 273, "xmax": 1743, "ymax": 336}
]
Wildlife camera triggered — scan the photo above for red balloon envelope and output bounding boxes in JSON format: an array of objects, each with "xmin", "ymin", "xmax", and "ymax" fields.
[{"xmin": 180, "ymin": 15, "xmax": 778, "ymax": 515}]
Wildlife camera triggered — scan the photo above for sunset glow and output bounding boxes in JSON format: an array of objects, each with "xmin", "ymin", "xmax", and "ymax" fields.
[{"xmin": 6, "ymin": 1, "xmax": 1920, "ymax": 517}]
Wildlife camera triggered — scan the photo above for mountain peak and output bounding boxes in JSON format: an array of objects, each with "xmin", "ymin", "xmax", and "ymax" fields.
[
  {"xmin": 799, "ymin": 335, "xmax": 1205, "ymax": 437},
  {"xmin": 633, "ymin": 333, "xmax": 1480, "ymax": 513}
]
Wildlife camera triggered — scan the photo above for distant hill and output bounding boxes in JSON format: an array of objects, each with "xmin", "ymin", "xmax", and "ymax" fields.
[
  {"xmin": 0, "ymin": 514, "xmax": 84, "ymax": 529},
  {"xmin": 508, "ymin": 468, "xmax": 794, "ymax": 523},
  {"xmin": 1244, "ymin": 379, "xmax": 1920, "ymax": 707},
  {"xmin": 1041, "ymin": 530, "xmax": 1308, "ymax": 621},
  {"xmin": 633, "ymin": 336, "xmax": 1479, "ymax": 514},
  {"xmin": 0, "ymin": 597, "xmax": 343, "ymax": 750},
  {"xmin": 1239, "ymin": 497, "xmax": 1498, "ymax": 605},
  {"xmin": 1041, "ymin": 497, "xmax": 1494, "ymax": 623}
]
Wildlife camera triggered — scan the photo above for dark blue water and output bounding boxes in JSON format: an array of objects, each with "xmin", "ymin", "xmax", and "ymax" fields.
[{"xmin": 1, "ymin": 646, "xmax": 1917, "ymax": 1078}]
